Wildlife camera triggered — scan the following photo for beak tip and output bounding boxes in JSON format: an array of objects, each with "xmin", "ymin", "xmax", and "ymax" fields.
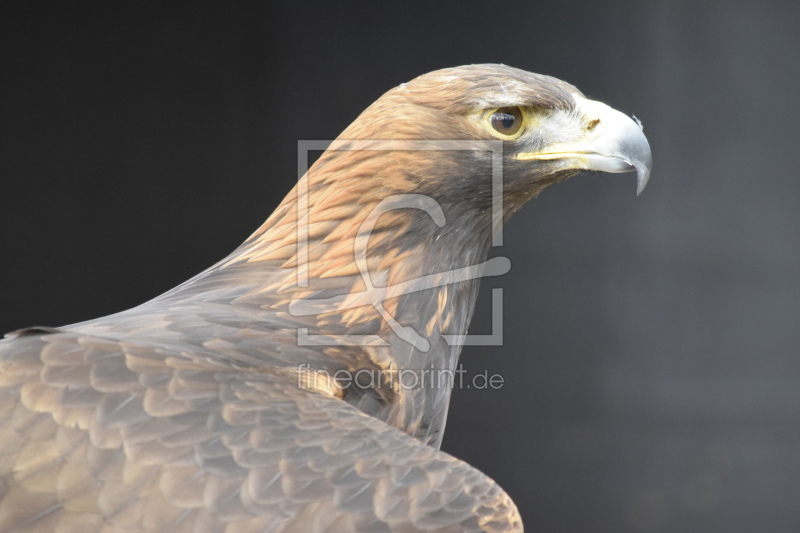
[
  {"xmin": 636, "ymin": 166, "xmax": 650, "ymax": 196},
  {"xmin": 634, "ymin": 149, "xmax": 653, "ymax": 196}
]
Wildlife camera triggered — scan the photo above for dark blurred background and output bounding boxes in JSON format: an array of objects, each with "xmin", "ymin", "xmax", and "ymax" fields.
[{"xmin": 2, "ymin": 2, "xmax": 799, "ymax": 531}]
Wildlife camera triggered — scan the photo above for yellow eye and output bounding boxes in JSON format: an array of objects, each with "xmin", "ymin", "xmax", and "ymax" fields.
[{"xmin": 489, "ymin": 107, "xmax": 523, "ymax": 136}]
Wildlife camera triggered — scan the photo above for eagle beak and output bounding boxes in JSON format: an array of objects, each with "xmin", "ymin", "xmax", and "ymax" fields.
[{"xmin": 516, "ymin": 98, "xmax": 652, "ymax": 195}]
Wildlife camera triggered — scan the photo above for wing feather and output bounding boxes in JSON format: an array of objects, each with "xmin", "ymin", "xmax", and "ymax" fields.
[{"xmin": 0, "ymin": 330, "xmax": 521, "ymax": 532}]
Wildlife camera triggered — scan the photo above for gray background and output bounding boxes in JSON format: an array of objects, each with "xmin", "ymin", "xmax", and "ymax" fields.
[{"xmin": 2, "ymin": 2, "xmax": 798, "ymax": 531}]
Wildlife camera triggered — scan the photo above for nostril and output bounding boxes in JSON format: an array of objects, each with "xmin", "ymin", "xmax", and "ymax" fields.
[{"xmin": 586, "ymin": 118, "xmax": 600, "ymax": 132}]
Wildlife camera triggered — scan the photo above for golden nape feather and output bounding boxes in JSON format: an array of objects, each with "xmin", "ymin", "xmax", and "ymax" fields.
[{"xmin": 0, "ymin": 64, "xmax": 650, "ymax": 532}]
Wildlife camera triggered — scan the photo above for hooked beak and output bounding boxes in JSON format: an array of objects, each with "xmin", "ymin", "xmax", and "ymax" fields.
[{"xmin": 516, "ymin": 98, "xmax": 652, "ymax": 195}]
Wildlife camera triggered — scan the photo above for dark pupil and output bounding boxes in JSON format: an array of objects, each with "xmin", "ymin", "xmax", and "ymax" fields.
[
  {"xmin": 493, "ymin": 111, "xmax": 517, "ymax": 133},
  {"xmin": 498, "ymin": 113, "xmax": 514, "ymax": 130}
]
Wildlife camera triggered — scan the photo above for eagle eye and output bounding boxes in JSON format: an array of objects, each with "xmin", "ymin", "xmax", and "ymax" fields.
[{"xmin": 489, "ymin": 107, "xmax": 523, "ymax": 136}]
